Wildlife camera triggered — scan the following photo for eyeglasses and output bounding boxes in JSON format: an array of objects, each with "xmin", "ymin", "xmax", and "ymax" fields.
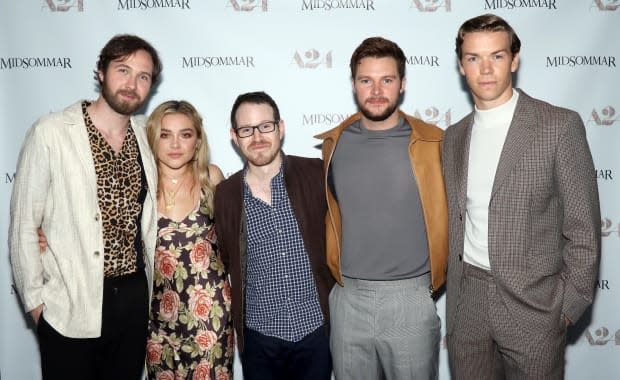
[{"xmin": 234, "ymin": 120, "xmax": 279, "ymax": 138}]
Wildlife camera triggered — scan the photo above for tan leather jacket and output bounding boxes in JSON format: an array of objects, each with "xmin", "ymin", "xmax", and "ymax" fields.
[{"xmin": 314, "ymin": 110, "xmax": 448, "ymax": 294}]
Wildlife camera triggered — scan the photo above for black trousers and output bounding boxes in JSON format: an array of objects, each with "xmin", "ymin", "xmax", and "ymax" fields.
[
  {"xmin": 241, "ymin": 325, "xmax": 332, "ymax": 380},
  {"xmin": 37, "ymin": 270, "xmax": 149, "ymax": 380}
]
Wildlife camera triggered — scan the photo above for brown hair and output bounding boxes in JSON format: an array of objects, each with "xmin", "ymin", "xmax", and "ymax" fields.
[
  {"xmin": 455, "ymin": 14, "xmax": 521, "ymax": 60},
  {"xmin": 230, "ymin": 91, "xmax": 281, "ymax": 130},
  {"xmin": 349, "ymin": 37, "xmax": 406, "ymax": 79},
  {"xmin": 93, "ymin": 34, "xmax": 162, "ymax": 85}
]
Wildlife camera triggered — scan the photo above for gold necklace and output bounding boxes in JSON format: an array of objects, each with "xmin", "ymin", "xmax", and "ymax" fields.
[
  {"xmin": 162, "ymin": 174, "xmax": 180, "ymax": 185},
  {"xmin": 161, "ymin": 173, "xmax": 189, "ymax": 210}
]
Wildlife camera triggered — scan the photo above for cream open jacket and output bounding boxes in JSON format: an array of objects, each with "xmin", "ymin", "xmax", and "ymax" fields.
[{"xmin": 9, "ymin": 101, "xmax": 157, "ymax": 338}]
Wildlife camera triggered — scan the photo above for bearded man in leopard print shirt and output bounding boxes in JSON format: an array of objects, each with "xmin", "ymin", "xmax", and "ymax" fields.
[{"xmin": 9, "ymin": 34, "xmax": 162, "ymax": 379}]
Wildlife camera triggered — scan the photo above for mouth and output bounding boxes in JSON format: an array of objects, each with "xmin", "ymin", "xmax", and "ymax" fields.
[
  {"xmin": 249, "ymin": 142, "xmax": 270, "ymax": 151},
  {"xmin": 118, "ymin": 90, "xmax": 138, "ymax": 100},
  {"xmin": 168, "ymin": 153, "xmax": 184, "ymax": 159},
  {"xmin": 367, "ymin": 97, "xmax": 388, "ymax": 105}
]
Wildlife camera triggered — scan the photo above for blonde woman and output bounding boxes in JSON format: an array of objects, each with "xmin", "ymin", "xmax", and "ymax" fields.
[{"xmin": 145, "ymin": 100, "xmax": 233, "ymax": 379}]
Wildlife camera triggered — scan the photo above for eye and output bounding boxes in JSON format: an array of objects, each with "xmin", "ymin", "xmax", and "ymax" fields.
[
  {"xmin": 383, "ymin": 78, "xmax": 393, "ymax": 84},
  {"xmin": 182, "ymin": 132, "xmax": 194, "ymax": 138},
  {"xmin": 160, "ymin": 132, "xmax": 169, "ymax": 139},
  {"xmin": 257, "ymin": 122, "xmax": 274, "ymax": 132},
  {"xmin": 139, "ymin": 74, "xmax": 151, "ymax": 82}
]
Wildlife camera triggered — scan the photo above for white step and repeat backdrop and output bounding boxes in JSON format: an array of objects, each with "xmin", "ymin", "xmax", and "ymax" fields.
[{"xmin": 1, "ymin": 1, "xmax": 618, "ymax": 379}]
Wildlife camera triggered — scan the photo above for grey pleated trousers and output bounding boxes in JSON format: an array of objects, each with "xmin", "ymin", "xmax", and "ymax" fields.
[{"xmin": 329, "ymin": 273, "xmax": 440, "ymax": 380}]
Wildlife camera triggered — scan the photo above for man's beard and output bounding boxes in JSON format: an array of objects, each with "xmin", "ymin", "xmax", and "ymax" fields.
[
  {"xmin": 246, "ymin": 140, "xmax": 281, "ymax": 167},
  {"xmin": 357, "ymin": 96, "xmax": 399, "ymax": 122},
  {"xmin": 101, "ymin": 82, "xmax": 144, "ymax": 116}
]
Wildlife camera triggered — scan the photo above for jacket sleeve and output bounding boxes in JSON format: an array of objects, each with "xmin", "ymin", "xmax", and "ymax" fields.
[
  {"xmin": 556, "ymin": 111, "xmax": 601, "ymax": 323},
  {"xmin": 9, "ymin": 122, "xmax": 51, "ymax": 313},
  {"xmin": 213, "ymin": 183, "xmax": 229, "ymax": 269}
]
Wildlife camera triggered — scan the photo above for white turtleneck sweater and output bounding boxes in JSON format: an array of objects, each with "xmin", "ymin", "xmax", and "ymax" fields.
[{"xmin": 464, "ymin": 90, "xmax": 519, "ymax": 270}]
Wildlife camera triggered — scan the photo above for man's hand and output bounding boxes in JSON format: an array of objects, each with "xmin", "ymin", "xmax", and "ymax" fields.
[
  {"xmin": 37, "ymin": 227, "xmax": 48, "ymax": 253},
  {"xmin": 31, "ymin": 304, "xmax": 44, "ymax": 326},
  {"xmin": 564, "ymin": 315, "xmax": 571, "ymax": 328}
]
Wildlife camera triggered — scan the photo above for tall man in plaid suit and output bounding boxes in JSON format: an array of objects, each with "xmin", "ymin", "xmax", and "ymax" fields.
[{"xmin": 443, "ymin": 14, "xmax": 601, "ymax": 379}]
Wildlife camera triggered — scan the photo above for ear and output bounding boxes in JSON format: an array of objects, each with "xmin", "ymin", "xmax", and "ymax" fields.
[
  {"xmin": 511, "ymin": 52, "xmax": 520, "ymax": 73},
  {"xmin": 458, "ymin": 59, "xmax": 465, "ymax": 76},
  {"xmin": 400, "ymin": 77, "xmax": 407, "ymax": 94},
  {"xmin": 98, "ymin": 70, "xmax": 104, "ymax": 83},
  {"xmin": 278, "ymin": 119, "xmax": 285, "ymax": 140},
  {"xmin": 229, "ymin": 129, "xmax": 239, "ymax": 147},
  {"xmin": 351, "ymin": 78, "xmax": 356, "ymax": 94}
]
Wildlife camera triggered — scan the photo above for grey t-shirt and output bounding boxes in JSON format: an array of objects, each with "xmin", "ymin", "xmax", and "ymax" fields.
[{"xmin": 331, "ymin": 117, "xmax": 430, "ymax": 280}]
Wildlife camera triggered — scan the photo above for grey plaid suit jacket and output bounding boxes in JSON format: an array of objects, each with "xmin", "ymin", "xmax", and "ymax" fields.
[{"xmin": 443, "ymin": 89, "xmax": 601, "ymax": 336}]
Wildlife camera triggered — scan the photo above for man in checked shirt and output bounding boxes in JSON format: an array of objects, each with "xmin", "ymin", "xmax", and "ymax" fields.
[{"xmin": 214, "ymin": 91, "xmax": 335, "ymax": 380}]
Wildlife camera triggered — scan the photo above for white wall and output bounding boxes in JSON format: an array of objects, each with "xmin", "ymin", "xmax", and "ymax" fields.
[{"xmin": 1, "ymin": 1, "xmax": 618, "ymax": 378}]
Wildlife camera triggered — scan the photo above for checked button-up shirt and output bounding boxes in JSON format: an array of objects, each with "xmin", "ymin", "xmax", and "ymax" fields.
[{"xmin": 243, "ymin": 167, "xmax": 324, "ymax": 342}]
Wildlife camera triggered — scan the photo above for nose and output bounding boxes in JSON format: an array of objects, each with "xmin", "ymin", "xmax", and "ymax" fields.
[
  {"xmin": 249, "ymin": 129, "xmax": 262, "ymax": 141},
  {"xmin": 171, "ymin": 135, "xmax": 180, "ymax": 148},
  {"xmin": 371, "ymin": 82, "xmax": 381, "ymax": 95},
  {"xmin": 125, "ymin": 74, "xmax": 138, "ymax": 90},
  {"xmin": 480, "ymin": 58, "xmax": 492, "ymax": 74}
]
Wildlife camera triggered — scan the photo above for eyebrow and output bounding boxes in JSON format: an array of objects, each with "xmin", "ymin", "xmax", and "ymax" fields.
[
  {"xmin": 111, "ymin": 61, "xmax": 130, "ymax": 68},
  {"xmin": 161, "ymin": 127, "xmax": 195, "ymax": 132},
  {"xmin": 356, "ymin": 74, "xmax": 398, "ymax": 79},
  {"xmin": 111, "ymin": 62, "xmax": 152, "ymax": 77},
  {"xmin": 464, "ymin": 49, "xmax": 509, "ymax": 56},
  {"xmin": 238, "ymin": 120, "xmax": 274, "ymax": 128}
]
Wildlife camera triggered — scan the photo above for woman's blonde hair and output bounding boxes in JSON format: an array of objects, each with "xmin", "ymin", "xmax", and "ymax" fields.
[{"xmin": 146, "ymin": 100, "xmax": 215, "ymax": 213}]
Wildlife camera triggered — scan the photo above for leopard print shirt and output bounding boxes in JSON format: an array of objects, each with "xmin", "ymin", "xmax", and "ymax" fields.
[{"xmin": 82, "ymin": 101, "xmax": 147, "ymax": 278}]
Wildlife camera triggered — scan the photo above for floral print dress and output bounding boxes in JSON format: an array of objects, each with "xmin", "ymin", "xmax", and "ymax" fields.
[{"xmin": 147, "ymin": 195, "xmax": 234, "ymax": 380}]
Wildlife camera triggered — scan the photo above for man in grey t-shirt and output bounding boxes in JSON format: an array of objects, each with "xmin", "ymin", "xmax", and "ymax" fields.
[{"xmin": 315, "ymin": 37, "xmax": 448, "ymax": 380}]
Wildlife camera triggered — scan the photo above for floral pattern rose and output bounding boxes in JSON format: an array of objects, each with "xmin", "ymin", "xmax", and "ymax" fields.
[
  {"xmin": 156, "ymin": 370, "xmax": 174, "ymax": 380},
  {"xmin": 222, "ymin": 281, "xmax": 232, "ymax": 303},
  {"xmin": 192, "ymin": 360, "xmax": 212, "ymax": 380},
  {"xmin": 159, "ymin": 289, "xmax": 180, "ymax": 322},
  {"xmin": 189, "ymin": 285, "xmax": 213, "ymax": 321},
  {"xmin": 146, "ymin": 339, "xmax": 163, "ymax": 364},
  {"xmin": 216, "ymin": 366, "xmax": 231, "ymax": 380},
  {"xmin": 156, "ymin": 248, "xmax": 178, "ymax": 280},
  {"xmin": 195, "ymin": 330, "xmax": 218, "ymax": 352},
  {"xmin": 190, "ymin": 239, "xmax": 211, "ymax": 272}
]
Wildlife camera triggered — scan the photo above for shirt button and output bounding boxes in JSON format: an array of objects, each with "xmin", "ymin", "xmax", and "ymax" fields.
[
  {"xmin": 94, "ymin": 213, "xmax": 100, "ymax": 221},
  {"xmin": 94, "ymin": 251, "xmax": 100, "ymax": 256}
]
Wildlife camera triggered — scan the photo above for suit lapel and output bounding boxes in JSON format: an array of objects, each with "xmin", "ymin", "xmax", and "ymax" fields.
[
  {"xmin": 133, "ymin": 119, "xmax": 157, "ymax": 204},
  {"xmin": 64, "ymin": 103, "xmax": 98, "ymax": 194},
  {"xmin": 453, "ymin": 115, "xmax": 474, "ymax": 212},
  {"xmin": 491, "ymin": 92, "xmax": 537, "ymax": 198}
]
